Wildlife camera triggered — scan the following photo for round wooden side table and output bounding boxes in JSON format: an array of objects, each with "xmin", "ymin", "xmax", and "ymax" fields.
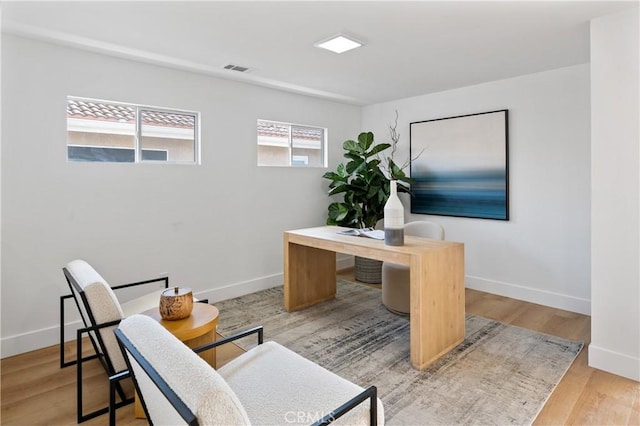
[
  {"xmin": 141, "ymin": 302, "xmax": 219, "ymax": 365},
  {"xmin": 134, "ymin": 302, "xmax": 219, "ymax": 418}
]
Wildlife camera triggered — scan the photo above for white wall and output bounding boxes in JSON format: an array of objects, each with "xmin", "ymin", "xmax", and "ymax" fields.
[
  {"xmin": 589, "ymin": 7, "xmax": 640, "ymax": 381},
  {"xmin": 0, "ymin": 35, "xmax": 361, "ymax": 357},
  {"xmin": 363, "ymin": 64, "xmax": 592, "ymax": 315}
]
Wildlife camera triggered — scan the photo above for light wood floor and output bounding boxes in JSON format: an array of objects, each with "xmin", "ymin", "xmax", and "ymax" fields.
[{"xmin": 2, "ymin": 271, "xmax": 639, "ymax": 425}]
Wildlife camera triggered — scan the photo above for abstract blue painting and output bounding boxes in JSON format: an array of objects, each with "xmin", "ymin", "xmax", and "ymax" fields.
[{"xmin": 410, "ymin": 110, "xmax": 509, "ymax": 220}]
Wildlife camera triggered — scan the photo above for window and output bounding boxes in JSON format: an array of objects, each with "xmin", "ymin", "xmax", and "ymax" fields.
[
  {"xmin": 67, "ymin": 97, "xmax": 199, "ymax": 164},
  {"xmin": 257, "ymin": 120, "xmax": 327, "ymax": 167}
]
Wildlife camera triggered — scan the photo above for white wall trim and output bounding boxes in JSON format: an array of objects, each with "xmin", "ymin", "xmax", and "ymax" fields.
[
  {"xmin": 2, "ymin": 266, "xmax": 591, "ymax": 358},
  {"xmin": 1, "ymin": 273, "xmax": 284, "ymax": 358},
  {"xmin": 202, "ymin": 256, "xmax": 357, "ymax": 302},
  {"xmin": 465, "ymin": 275, "xmax": 591, "ymax": 315},
  {"xmin": 3, "ymin": 265, "xmax": 365, "ymax": 358},
  {"xmin": 337, "ymin": 254, "xmax": 355, "ymax": 271},
  {"xmin": 1, "ymin": 324, "xmax": 66, "ymax": 359},
  {"xmin": 198, "ymin": 273, "xmax": 283, "ymax": 305},
  {"xmin": 589, "ymin": 344, "xmax": 640, "ymax": 382}
]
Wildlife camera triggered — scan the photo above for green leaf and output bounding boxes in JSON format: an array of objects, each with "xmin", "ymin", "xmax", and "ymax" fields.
[
  {"xmin": 357, "ymin": 132, "xmax": 374, "ymax": 151},
  {"xmin": 343, "ymin": 139, "xmax": 360, "ymax": 154},
  {"xmin": 345, "ymin": 158, "xmax": 364, "ymax": 174},
  {"xmin": 324, "ymin": 128, "xmax": 402, "ymax": 230},
  {"xmin": 322, "ymin": 171, "xmax": 342, "ymax": 181},
  {"xmin": 366, "ymin": 158, "xmax": 382, "ymax": 170},
  {"xmin": 366, "ymin": 143, "xmax": 391, "ymax": 158},
  {"xmin": 328, "ymin": 202, "xmax": 349, "ymax": 222},
  {"xmin": 328, "ymin": 184, "xmax": 349, "ymax": 196},
  {"xmin": 378, "ymin": 187, "xmax": 388, "ymax": 204},
  {"xmin": 366, "ymin": 185, "xmax": 379, "ymax": 199}
]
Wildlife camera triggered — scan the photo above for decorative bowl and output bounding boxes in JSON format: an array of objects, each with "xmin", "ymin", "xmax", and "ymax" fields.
[{"xmin": 159, "ymin": 287, "xmax": 193, "ymax": 320}]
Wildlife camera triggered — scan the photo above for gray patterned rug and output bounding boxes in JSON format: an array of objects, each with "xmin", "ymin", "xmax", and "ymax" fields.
[{"xmin": 215, "ymin": 280, "xmax": 583, "ymax": 425}]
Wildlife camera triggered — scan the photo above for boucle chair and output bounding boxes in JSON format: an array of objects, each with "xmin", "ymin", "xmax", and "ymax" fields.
[
  {"xmin": 382, "ymin": 221, "xmax": 444, "ymax": 314},
  {"xmin": 60, "ymin": 259, "xmax": 200, "ymax": 422},
  {"xmin": 111, "ymin": 315, "xmax": 384, "ymax": 426}
]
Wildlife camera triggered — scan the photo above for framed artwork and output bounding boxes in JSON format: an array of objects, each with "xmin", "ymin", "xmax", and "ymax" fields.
[{"xmin": 410, "ymin": 110, "xmax": 509, "ymax": 220}]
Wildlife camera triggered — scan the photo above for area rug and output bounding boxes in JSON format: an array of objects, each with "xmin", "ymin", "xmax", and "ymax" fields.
[{"xmin": 215, "ymin": 280, "xmax": 583, "ymax": 425}]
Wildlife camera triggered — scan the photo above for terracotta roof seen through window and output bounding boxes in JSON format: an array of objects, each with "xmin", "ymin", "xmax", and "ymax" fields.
[
  {"xmin": 67, "ymin": 99, "xmax": 195, "ymax": 128},
  {"xmin": 257, "ymin": 121, "xmax": 323, "ymax": 140}
]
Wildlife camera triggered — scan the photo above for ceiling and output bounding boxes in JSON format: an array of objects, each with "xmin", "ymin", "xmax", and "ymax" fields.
[{"xmin": 1, "ymin": 1, "xmax": 637, "ymax": 105}]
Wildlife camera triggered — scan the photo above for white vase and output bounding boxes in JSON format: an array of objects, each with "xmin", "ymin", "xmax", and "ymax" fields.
[{"xmin": 384, "ymin": 180, "xmax": 404, "ymax": 246}]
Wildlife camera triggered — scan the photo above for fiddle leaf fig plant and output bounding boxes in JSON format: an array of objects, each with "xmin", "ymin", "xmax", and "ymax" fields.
[{"xmin": 323, "ymin": 131, "xmax": 411, "ymax": 229}]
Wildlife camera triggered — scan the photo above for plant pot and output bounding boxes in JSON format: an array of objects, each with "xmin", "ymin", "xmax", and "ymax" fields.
[{"xmin": 354, "ymin": 256, "xmax": 383, "ymax": 284}]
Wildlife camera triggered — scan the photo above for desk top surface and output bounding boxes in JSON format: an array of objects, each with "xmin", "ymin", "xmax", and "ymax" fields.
[
  {"xmin": 286, "ymin": 226, "xmax": 460, "ymax": 249},
  {"xmin": 285, "ymin": 226, "xmax": 463, "ymax": 265}
]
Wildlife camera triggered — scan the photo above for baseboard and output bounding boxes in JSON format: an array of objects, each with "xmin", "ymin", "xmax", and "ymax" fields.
[
  {"xmin": 337, "ymin": 254, "xmax": 355, "ymax": 271},
  {"xmin": 1, "ymin": 272, "xmax": 285, "ymax": 359},
  {"xmin": 1, "ymin": 323, "xmax": 75, "ymax": 359},
  {"xmin": 321, "ymin": 256, "xmax": 591, "ymax": 315},
  {"xmin": 0, "ymin": 292, "xmax": 90, "ymax": 358},
  {"xmin": 465, "ymin": 275, "xmax": 591, "ymax": 315},
  {"xmin": 2, "ymin": 268, "xmax": 591, "ymax": 358},
  {"xmin": 589, "ymin": 344, "xmax": 640, "ymax": 381},
  {"xmin": 197, "ymin": 272, "xmax": 283, "ymax": 304}
]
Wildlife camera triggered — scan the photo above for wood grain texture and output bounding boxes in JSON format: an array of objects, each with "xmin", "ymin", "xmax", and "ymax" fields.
[
  {"xmin": 284, "ymin": 234, "xmax": 336, "ymax": 311},
  {"xmin": 285, "ymin": 226, "xmax": 465, "ymax": 370},
  {"xmin": 216, "ymin": 280, "xmax": 583, "ymax": 425},
  {"xmin": 158, "ymin": 287, "xmax": 193, "ymax": 320},
  {"xmin": 459, "ymin": 287, "xmax": 639, "ymax": 426},
  {"xmin": 0, "ymin": 330, "xmax": 243, "ymax": 426},
  {"xmin": 140, "ymin": 303, "xmax": 218, "ymax": 342},
  {"xmin": 1, "ymin": 276, "xmax": 637, "ymax": 425},
  {"xmin": 410, "ymin": 242, "xmax": 465, "ymax": 369}
]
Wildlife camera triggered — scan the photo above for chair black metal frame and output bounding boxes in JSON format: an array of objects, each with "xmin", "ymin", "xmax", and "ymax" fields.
[
  {"xmin": 60, "ymin": 266, "xmax": 170, "ymax": 423},
  {"xmin": 110, "ymin": 325, "xmax": 378, "ymax": 426}
]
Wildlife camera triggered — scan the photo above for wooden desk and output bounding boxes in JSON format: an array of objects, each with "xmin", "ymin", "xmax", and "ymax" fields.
[
  {"xmin": 284, "ymin": 226, "xmax": 464, "ymax": 371},
  {"xmin": 135, "ymin": 303, "xmax": 219, "ymax": 417}
]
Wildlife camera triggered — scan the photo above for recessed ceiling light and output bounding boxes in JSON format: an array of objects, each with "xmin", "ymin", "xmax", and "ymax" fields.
[{"xmin": 314, "ymin": 34, "xmax": 363, "ymax": 54}]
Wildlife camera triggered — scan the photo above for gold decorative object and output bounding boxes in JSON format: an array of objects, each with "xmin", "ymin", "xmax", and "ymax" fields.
[{"xmin": 159, "ymin": 286, "xmax": 193, "ymax": 320}]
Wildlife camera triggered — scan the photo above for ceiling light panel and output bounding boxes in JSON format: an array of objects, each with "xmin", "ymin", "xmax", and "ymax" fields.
[{"xmin": 315, "ymin": 34, "xmax": 363, "ymax": 54}]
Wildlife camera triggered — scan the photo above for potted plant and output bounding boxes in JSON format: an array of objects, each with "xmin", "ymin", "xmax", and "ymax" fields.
[{"xmin": 323, "ymin": 128, "xmax": 412, "ymax": 283}]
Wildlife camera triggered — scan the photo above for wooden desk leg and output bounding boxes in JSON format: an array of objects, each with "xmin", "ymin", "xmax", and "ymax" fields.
[
  {"xmin": 409, "ymin": 244, "xmax": 465, "ymax": 370},
  {"xmin": 284, "ymin": 239, "xmax": 336, "ymax": 312}
]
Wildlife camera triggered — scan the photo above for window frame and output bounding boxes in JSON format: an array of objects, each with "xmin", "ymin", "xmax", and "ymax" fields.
[
  {"xmin": 257, "ymin": 119, "xmax": 327, "ymax": 168},
  {"xmin": 67, "ymin": 96, "xmax": 201, "ymax": 165}
]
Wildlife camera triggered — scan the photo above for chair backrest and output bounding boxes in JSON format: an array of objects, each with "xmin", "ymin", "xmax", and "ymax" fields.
[
  {"xmin": 64, "ymin": 259, "xmax": 127, "ymax": 373},
  {"xmin": 116, "ymin": 315, "xmax": 251, "ymax": 426},
  {"xmin": 404, "ymin": 221, "xmax": 445, "ymax": 240}
]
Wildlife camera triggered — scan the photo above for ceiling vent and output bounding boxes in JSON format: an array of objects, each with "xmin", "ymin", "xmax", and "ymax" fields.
[{"xmin": 223, "ymin": 64, "xmax": 249, "ymax": 72}]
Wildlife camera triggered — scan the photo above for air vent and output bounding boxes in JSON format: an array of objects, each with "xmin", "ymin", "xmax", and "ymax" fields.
[{"xmin": 223, "ymin": 64, "xmax": 249, "ymax": 72}]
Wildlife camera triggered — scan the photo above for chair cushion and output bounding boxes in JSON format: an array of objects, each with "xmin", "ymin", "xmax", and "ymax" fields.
[
  {"xmin": 66, "ymin": 260, "xmax": 127, "ymax": 372},
  {"xmin": 118, "ymin": 315, "xmax": 251, "ymax": 426},
  {"xmin": 219, "ymin": 341, "xmax": 384, "ymax": 425},
  {"xmin": 381, "ymin": 262, "xmax": 410, "ymax": 314},
  {"xmin": 380, "ymin": 221, "xmax": 444, "ymax": 315}
]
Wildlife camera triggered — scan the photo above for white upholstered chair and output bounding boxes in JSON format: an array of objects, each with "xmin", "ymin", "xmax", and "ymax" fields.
[
  {"xmin": 112, "ymin": 314, "xmax": 384, "ymax": 426},
  {"xmin": 60, "ymin": 259, "xmax": 197, "ymax": 422},
  {"xmin": 381, "ymin": 221, "xmax": 445, "ymax": 315}
]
